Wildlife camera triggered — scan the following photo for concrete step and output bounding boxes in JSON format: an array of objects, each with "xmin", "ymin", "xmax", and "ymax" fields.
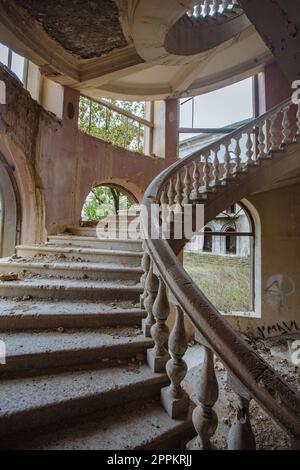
[
  {"xmin": 0, "ymin": 299, "xmax": 146, "ymax": 330},
  {"xmin": 0, "ymin": 259, "xmax": 143, "ymax": 282},
  {"xmin": 0, "ymin": 365, "xmax": 167, "ymax": 438},
  {"xmin": 68, "ymin": 226, "xmax": 142, "ymax": 239},
  {"xmin": 3, "ymin": 399, "xmax": 195, "ymax": 450},
  {"xmin": 0, "ymin": 327, "xmax": 153, "ymax": 377},
  {"xmin": 47, "ymin": 235, "xmax": 143, "ymax": 252},
  {"xmin": 15, "ymin": 244, "xmax": 143, "ymax": 266},
  {"xmin": 0, "ymin": 278, "xmax": 142, "ymax": 302}
]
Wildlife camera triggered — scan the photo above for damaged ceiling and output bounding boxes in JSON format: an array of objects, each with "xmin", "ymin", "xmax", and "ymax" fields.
[{"xmin": 15, "ymin": 0, "xmax": 128, "ymax": 59}]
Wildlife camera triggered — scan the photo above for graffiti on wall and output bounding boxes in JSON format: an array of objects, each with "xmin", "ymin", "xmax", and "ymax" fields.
[{"xmin": 257, "ymin": 320, "xmax": 299, "ymax": 339}]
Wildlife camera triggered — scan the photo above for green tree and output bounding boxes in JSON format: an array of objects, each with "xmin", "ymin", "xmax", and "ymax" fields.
[
  {"xmin": 79, "ymin": 98, "xmax": 146, "ymax": 153},
  {"xmin": 82, "ymin": 186, "xmax": 133, "ymax": 222}
]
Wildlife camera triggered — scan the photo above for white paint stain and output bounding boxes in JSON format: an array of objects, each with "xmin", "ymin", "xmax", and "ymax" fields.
[{"xmin": 263, "ymin": 274, "xmax": 295, "ymax": 314}]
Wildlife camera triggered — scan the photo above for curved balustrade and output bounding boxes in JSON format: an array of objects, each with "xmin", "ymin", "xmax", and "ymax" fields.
[
  {"xmin": 141, "ymin": 97, "xmax": 300, "ymax": 449},
  {"xmin": 188, "ymin": 0, "xmax": 240, "ymax": 19}
]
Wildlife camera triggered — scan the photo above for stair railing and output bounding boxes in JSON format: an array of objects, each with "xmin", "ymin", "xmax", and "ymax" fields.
[
  {"xmin": 141, "ymin": 97, "xmax": 300, "ymax": 449},
  {"xmin": 187, "ymin": 0, "xmax": 240, "ymax": 19}
]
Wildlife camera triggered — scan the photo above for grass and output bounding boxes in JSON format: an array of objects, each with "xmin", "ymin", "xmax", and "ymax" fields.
[{"xmin": 183, "ymin": 252, "xmax": 252, "ymax": 313}]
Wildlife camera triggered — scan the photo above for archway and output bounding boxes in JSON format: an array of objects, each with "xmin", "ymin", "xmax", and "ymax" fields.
[
  {"xmin": 0, "ymin": 155, "xmax": 19, "ymax": 257},
  {"xmin": 203, "ymin": 227, "xmax": 213, "ymax": 253},
  {"xmin": 225, "ymin": 227, "xmax": 237, "ymax": 255},
  {"xmin": 184, "ymin": 201, "xmax": 259, "ymax": 316},
  {"xmin": 81, "ymin": 183, "xmax": 138, "ymax": 224}
]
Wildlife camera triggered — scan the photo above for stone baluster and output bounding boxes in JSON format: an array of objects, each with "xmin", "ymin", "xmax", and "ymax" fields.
[
  {"xmin": 182, "ymin": 165, "xmax": 191, "ymax": 205},
  {"xmin": 174, "ymin": 172, "xmax": 182, "ymax": 206},
  {"xmin": 296, "ymin": 102, "xmax": 300, "ymax": 138},
  {"xmin": 212, "ymin": 0, "xmax": 220, "ymax": 15},
  {"xmin": 202, "ymin": 152, "xmax": 210, "ymax": 192},
  {"xmin": 147, "ymin": 272, "xmax": 170, "ymax": 373},
  {"xmin": 269, "ymin": 112, "xmax": 279, "ymax": 151},
  {"xmin": 228, "ymin": 396, "xmax": 256, "ymax": 450},
  {"xmin": 187, "ymin": 344, "xmax": 219, "ymax": 450},
  {"xmin": 191, "ymin": 159, "xmax": 201, "ymax": 199},
  {"xmin": 140, "ymin": 248, "xmax": 150, "ymax": 309},
  {"xmin": 203, "ymin": 0, "xmax": 210, "ymax": 16},
  {"xmin": 222, "ymin": 0, "xmax": 230, "ymax": 10},
  {"xmin": 167, "ymin": 178, "xmax": 175, "ymax": 206},
  {"xmin": 160, "ymin": 187, "xmax": 170, "ymax": 240},
  {"xmin": 143, "ymin": 260, "xmax": 158, "ymax": 337},
  {"xmin": 161, "ymin": 300, "xmax": 189, "ymax": 418},
  {"xmin": 212, "ymin": 148, "xmax": 220, "ymax": 186},
  {"xmin": 194, "ymin": 3, "xmax": 201, "ymax": 17},
  {"xmin": 257, "ymin": 122, "xmax": 266, "ymax": 159},
  {"xmin": 160, "ymin": 186, "xmax": 168, "ymax": 206},
  {"xmin": 245, "ymin": 131, "xmax": 254, "ymax": 165},
  {"xmin": 233, "ymin": 135, "xmax": 242, "ymax": 174},
  {"xmin": 222, "ymin": 142, "xmax": 231, "ymax": 181},
  {"xmin": 282, "ymin": 105, "xmax": 292, "ymax": 144},
  {"xmin": 227, "ymin": 373, "xmax": 256, "ymax": 450}
]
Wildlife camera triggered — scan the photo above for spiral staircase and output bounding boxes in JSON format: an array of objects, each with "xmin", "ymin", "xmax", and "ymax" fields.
[
  {"xmin": 141, "ymin": 96, "xmax": 300, "ymax": 450},
  {"xmin": 0, "ymin": 95, "xmax": 299, "ymax": 449}
]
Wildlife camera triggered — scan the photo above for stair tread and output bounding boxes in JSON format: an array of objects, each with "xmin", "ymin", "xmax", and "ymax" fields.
[
  {"xmin": 0, "ymin": 299, "xmax": 144, "ymax": 317},
  {"xmin": 17, "ymin": 244, "xmax": 143, "ymax": 257},
  {"xmin": 49, "ymin": 235, "xmax": 143, "ymax": 243},
  {"xmin": 0, "ymin": 259, "xmax": 143, "ymax": 272},
  {"xmin": 0, "ymin": 365, "xmax": 164, "ymax": 418},
  {"xmin": 0, "ymin": 327, "xmax": 150, "ymax": 358},
  {"xmin": 0, "ymin": 278, "xmax": 142, "ymax": 289},
  {"xmin": 8, "ymin": 400, "xmax": 192, "ymax": 450}
]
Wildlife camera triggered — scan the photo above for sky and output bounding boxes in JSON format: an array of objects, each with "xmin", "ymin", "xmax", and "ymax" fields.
[{"xmin": 180, "ymin": 77, "xmax": 254, "ymax": 140}]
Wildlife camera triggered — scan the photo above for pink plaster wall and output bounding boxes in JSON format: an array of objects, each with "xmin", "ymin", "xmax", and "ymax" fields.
[{"xmin": 0, "ymin": 66, "xmax": 178, "ymax": 239}]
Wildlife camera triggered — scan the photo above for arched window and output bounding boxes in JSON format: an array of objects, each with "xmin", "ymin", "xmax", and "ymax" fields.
[
  {"xmin": 184, "ymin": 201, "xmax": 259, "ymax": 317},
  {"xmin": 226, "ymin": 227, "xmax": 237, "ymax": 254},
  {"xmin": 81, "ymin": 184, "xmax": 137, "ymax": 223},
  {"xmin": 203, "ymin": 227, "xmax": 213, "ymax": 252}
]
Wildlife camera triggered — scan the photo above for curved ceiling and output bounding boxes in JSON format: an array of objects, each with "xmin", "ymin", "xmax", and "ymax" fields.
[{"xmin": 0, "ymin": 0, "xmax": 272, "ymax": 100}]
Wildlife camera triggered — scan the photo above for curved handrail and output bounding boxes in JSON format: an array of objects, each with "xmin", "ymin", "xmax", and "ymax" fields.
[
  {"xmin": 156, "ymin": 96, "xmax": 291, "ymax": 199},
  {"xmin": 142, "ymin": 96, "xmax": 300, "ymax": 441}
]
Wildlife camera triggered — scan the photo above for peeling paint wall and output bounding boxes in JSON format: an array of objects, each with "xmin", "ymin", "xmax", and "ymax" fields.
[{"xmin": 0, "ymin": 65, "xmax": 175, "ymax": 240}]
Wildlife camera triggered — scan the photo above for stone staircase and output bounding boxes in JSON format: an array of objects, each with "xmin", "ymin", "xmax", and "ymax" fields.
[{"xmin": 0, "ymin": 231, "xmax": 194, "ymax": 449}]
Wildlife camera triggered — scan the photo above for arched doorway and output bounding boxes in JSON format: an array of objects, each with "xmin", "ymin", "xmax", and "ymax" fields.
[
  {"xmin": 203, "ymin": 227, "xmax": 213, "ymax": 253},
  {"xmin": 225, "ymin": 227, "xmax": 237, "ymax": 255},
  {"xmin": 81, "ymin": 183, "xmax": 138, "ymax": 224},
  {"xmin": 0, "ymin": 156, "xmax": 19, "ymax": 257}
]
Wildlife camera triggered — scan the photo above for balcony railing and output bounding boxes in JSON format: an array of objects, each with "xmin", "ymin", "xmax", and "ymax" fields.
[
  {"xmin": 79, "ymin": 96, "xmax": 153, "ymax": 155},
  {"xmin": 187, "ymin": 0, "xmax": 239, "ymax": 19}
]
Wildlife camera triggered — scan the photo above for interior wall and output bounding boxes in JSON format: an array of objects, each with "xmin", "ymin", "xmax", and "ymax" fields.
[{"xmin": 0, "ymin": 64, "xmax": 178, "ymax": 238}]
